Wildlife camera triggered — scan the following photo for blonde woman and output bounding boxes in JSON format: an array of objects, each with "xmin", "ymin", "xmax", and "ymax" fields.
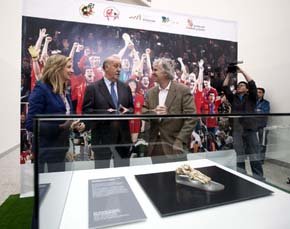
[{"xmin": 26, "ymin": 54, "xmax": 84, "ymax": 172}]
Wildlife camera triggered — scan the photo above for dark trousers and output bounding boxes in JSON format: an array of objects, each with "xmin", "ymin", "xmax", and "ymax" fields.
[
  {"xmin": 233, "ymin": 129, "xmax": 264, "ymax": 179},
  {"xmin": 37, "ymin": 127, "xmax": 69, "ymax": 173},
  {"xmin": 38, "ymin": 147, "xmax": 67, "ymax": 173},
  {"xmin": 257, "ymin": 127, "xmax": 269, "ymax": 162},
  {"xmin": 149, "ymin": 138, "xmax": 188, "ymax": 164},
  {"xmin": 93, "ymin": 145, "xmax": 131, "ymax": 168}
]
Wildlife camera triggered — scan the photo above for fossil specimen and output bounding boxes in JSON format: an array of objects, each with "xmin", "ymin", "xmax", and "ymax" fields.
[{"xmin": 176, "ymin": 164, "xmax": 211, "ymax": 184}]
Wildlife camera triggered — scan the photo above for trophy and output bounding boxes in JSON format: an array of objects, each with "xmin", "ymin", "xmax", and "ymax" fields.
[{"xmin": 122, "ymin": 33, "xmax": 134, "ymax": 47}]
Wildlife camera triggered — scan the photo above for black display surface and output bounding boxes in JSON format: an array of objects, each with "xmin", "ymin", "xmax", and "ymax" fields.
[
  {"xmin": 135, "ymin": 166, "xmax": 273, "ymax": 217},
  {"xmin": 39, "ymin": 183, "xmax": 50, "ymax": 205}
]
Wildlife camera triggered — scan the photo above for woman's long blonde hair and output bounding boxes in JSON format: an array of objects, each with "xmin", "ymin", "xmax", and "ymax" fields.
[{"xmin": 41, "ymin": 54, "xmax": 71, "ymax": 94}]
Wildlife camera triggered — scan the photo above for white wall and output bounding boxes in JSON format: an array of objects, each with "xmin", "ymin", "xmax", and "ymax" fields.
[
  {"xmin": 151, "ymin": 0, "xmax": 290, "ymax": 113},
  {"xmin": 1, "ymin": 0, "xmax": 290, "ymax": 153},
  {"xmin": 0, "ymin": 1, "xmax": 21, "ymax": 154}
]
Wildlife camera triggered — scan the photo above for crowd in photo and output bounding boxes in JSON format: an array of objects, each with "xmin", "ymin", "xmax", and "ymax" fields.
[{"xmin": 21, "ymin": 18, "xmax": 270, "ymax": 179}]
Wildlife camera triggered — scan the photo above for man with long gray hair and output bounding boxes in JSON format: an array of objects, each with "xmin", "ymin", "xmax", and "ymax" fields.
[{"xmin": 142, "ymin": 58, "xmax": 197, "ymax": 163}]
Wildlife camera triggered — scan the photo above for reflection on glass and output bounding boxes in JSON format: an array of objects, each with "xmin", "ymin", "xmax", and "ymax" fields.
[{"xmin": 33, "ymin": 114, "xmax": 290, "ymax": 228}]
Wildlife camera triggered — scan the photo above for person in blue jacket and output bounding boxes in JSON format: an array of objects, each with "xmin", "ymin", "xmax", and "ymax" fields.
[
  {"xmin": 26, "ymin": 54, "xmax": 84, "ymax": 173},
  {"xmin": 255, "ymin": 87, "xmax": 270, "ymax": 163}
]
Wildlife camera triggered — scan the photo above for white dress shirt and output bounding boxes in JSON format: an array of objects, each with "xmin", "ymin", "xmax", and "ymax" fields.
[
  {"xmin": 103, "ymin": 76, "xmax": 118, "ymax": 100},
  {"xmin": 158, "ymin": 81, "xmax": 172, "ymax": 106}
]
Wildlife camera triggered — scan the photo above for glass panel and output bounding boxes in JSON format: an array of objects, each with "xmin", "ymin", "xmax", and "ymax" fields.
[
  {"xmin": 34, "ymin": 114, "xmax": 290, "ymax": 228},
  {"xmin": 35, "ymin": 118, "xmax": 74, "ymax": 229}
]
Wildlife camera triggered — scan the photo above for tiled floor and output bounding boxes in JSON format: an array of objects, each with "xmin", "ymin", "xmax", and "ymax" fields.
[
  {"xmin": 0, "ymin": 147, "xmax": 289, "ymax": 206},
  {"xmin": 264, "ymin": 160, "xmax": 290, "ymax": 192},
  {"xmin": 244, "ymin": 158, "xmax": 290, "ymax": 192},
  {"xmin": 0, "ymin": 147, "xmax": 20, "ymax": 205}
]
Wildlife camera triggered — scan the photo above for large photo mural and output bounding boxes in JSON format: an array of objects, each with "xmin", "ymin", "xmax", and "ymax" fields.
[{"xmin": 21, "ymin": 0, "xmax": 238, "ymax": 165}]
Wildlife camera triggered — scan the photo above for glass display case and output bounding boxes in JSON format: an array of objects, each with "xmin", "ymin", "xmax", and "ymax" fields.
[{"xmin": 33, "ymin": 113, "xmax": 290, "ymax": 229}]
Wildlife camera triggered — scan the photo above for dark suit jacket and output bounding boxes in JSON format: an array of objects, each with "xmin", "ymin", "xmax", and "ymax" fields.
[
  {"xmin": 142, "ymin": 81, "xmax": 197, "ymax": 156},
  {"xmin": 82, "ymin": 78, "xmax": 133, "ymax": 154}
]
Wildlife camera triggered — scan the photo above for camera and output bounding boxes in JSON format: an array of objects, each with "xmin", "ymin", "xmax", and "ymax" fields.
[{"xmin": 226, "ymin": 61, "xmax": 243, "ymax": 73}]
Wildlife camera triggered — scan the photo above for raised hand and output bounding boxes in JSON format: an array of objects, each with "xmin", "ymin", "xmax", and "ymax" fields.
[
  {"xmin": 72, "ymin": 42, "xmax": 79, "ymax": 49},
  {"xmin": 45, "ymin": 36, "xmax": 52, "ymax": 43},
  {"xmin": 198, "ymin": 59, "xmax": 204, "ymax": 70},
  {"xmin": 28, "ymin": 46, "xmax": 40, "ymax": 60},
  {"xmin": 76, "ymin": 44, "xmax": 84, "ymax": 52},
  {"xmin": 84, "ymin": 48, "xmax": 91, "ymax": 56},
  {"xmin": 188, "ymin": 73, "xmax": 196, "ymax": 82},
  {"xmin": 39, "ymin": 28, "xmax": 48, "ymax": 39},
  {"xmin": 54, "ymin": 31, "xmax": 61, "ymax": 37}
]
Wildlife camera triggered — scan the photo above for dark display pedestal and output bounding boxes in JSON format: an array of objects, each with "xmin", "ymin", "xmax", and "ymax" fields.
[{"xmin": 135, "ymin": 166, "xmax": 272, "ymax": 217}]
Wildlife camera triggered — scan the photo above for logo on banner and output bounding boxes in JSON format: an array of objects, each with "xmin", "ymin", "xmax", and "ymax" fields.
[
  {"xmin": 129, "ymin": 14, "xmax": 156, "ymax": 23},
  {"xmin": 161, "ymin": 16, "xmax": 170, "ymax": 23},
  {"xmin": 129, "ymin": 14, "xmax": 142, "ymax": 20},
  {"xmin": 186, "ymin": 18, "xmax": 206, "ymax": 31},
  {"xmin": 104, "ymin": 7, "xmax": 120, "ymax": 21},
  {"xmin": 161, "ymin": 16, "xmax": 179, "ymax": 25},
  {"xmin": 80, "ymin": 3, "xmax": 95, "ymax": 17},
  {"xmin": 186, "ymin": 19, "xmax": 194, "ymax": 29}
]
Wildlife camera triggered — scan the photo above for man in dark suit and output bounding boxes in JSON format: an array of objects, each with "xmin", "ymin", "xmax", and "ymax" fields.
[
  {"xmin": 82, "ymin": 55, "xmax": 134, "ymax": 168},
  {"xmin": 142, "ymin": 57, "xmax": 197, "ymax": 163}
]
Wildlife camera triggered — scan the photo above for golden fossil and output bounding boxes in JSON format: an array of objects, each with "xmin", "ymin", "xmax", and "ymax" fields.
[{"xmin": 176, "ymin": 164, "xmax": 211, "ymax": 184}]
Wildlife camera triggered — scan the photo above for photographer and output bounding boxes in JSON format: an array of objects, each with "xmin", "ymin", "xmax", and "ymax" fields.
[{"xmin": 223, "ymin": 65, "xmax": 264, "ymax": 180}]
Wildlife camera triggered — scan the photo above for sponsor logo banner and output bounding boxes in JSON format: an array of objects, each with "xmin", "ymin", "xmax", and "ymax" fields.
[{"xmin": 22, "ymin": 0, "xmax": 237, "ymax": 41}]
